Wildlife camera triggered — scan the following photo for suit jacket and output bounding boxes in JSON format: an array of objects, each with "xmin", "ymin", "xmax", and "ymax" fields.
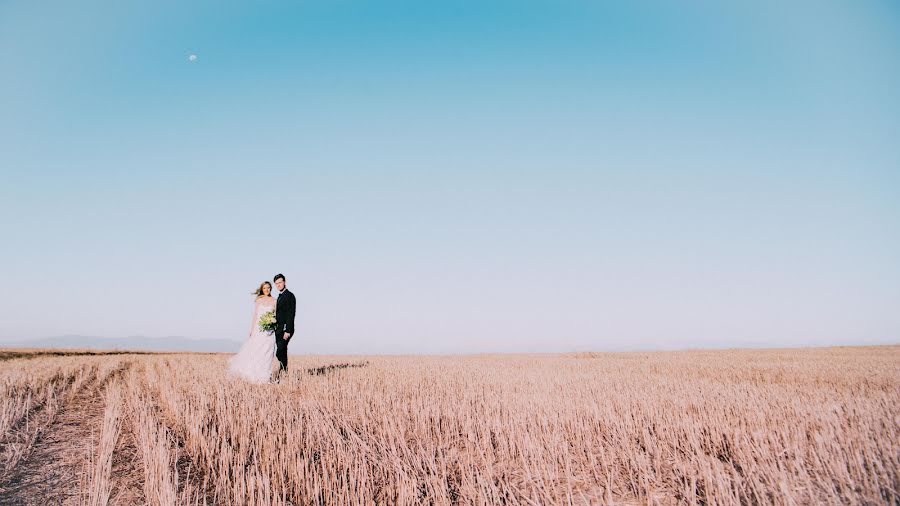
[{"xmin": 275, "ymin": 289, "xmax": 296, "ymax": 337}]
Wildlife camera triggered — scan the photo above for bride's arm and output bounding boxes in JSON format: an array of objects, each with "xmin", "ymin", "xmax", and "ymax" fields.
[{"xmin": 248, "ymin": 299, "xmax": 259, "ymax": 337}]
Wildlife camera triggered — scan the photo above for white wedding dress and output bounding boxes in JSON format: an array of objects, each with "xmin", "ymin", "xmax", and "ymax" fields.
[{"xmin": 228, "ymin": 297, "xmax": 276, "ymax": 384}]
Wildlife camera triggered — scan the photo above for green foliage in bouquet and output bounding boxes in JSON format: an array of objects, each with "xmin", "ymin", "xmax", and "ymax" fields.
[{"xmin": 258, "ymin": 310, "xmax": 277, "ymax": 334}]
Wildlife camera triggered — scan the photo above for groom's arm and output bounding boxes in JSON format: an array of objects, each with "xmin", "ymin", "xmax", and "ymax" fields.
[{"xmin": 286, "ymin": 293, "xmax": 296, "ymax": 335}]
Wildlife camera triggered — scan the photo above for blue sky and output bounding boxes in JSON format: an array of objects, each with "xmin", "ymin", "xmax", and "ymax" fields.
[{"xmin": 1, "ymin": 0, "xmax": 898, "ymax": 353}]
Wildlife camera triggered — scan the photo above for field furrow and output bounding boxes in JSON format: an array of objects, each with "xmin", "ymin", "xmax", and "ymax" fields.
[{"xmin": 0, "ymin": 358, "xmax": 130, "ymax": 505}]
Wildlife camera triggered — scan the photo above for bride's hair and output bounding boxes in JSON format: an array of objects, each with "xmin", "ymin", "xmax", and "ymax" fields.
[{"xmin": 253, "ymin": 281, "xmax": 272, "ymax": 298}]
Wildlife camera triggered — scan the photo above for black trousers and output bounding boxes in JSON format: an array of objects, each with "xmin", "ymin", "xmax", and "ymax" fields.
[{"xmin": 274, "ymin": 333, "xmax": 289, "ymax": 372}]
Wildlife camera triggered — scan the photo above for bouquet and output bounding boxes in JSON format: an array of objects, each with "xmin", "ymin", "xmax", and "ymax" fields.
[{"xmin": 258, "ymin": 310, "xmax": 277, "ymax": 335}]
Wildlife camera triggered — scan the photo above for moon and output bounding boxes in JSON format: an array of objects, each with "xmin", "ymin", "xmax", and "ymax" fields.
[{"xmin": 188, "ymin": 54, "xmax": 197, "ymax": 62}]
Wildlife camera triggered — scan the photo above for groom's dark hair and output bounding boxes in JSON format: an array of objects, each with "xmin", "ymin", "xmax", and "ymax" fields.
[{"xmin": 274, "ymin": 273, "xmax": 285, "ymax": 283}]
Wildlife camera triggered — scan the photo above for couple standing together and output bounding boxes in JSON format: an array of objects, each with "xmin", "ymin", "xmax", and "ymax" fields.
[{"xmin": 228, "ymin": 273, "xmax": 296, "ymax": 384}]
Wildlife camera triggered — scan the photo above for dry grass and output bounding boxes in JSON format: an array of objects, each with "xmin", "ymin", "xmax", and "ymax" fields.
[
  {"xmin": 126, "ymin": 369, "xmax": 180, "ymax": 506},
  {"xmin": 0, "ymin": 345, "xmax": 896, "ymax": 505},
  {"xmin": 84, "ymin": 381, "xmax": 124, "ymax": 506}
]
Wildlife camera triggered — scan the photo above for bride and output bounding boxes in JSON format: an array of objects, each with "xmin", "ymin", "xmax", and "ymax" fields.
[{"xmin": 228, "ymin": 281, "xmax": 276, "ymax": 383}]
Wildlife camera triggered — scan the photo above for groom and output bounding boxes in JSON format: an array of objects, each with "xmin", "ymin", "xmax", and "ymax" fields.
[{"xmin": 273, "ymin": 273, "xmax": 296, "ymax": 378}]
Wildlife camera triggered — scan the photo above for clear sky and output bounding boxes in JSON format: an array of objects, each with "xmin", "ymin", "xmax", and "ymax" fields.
[{"xmin": 1, "ymin": 0, "xmax": 898, "ymax": 353}]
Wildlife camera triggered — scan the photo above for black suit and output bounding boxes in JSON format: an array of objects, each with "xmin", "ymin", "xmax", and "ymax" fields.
[{"xmin": 274, "ymin": 288, "xmax": 296, "ymax": 373}]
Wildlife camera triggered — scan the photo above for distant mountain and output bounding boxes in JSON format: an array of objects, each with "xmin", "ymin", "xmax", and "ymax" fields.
[{"xmin": 4, "ymin": 335, "xmax": 242, "ymax": 353}]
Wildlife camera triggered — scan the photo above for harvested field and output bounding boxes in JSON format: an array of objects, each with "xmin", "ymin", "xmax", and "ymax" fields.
[{"xmin": 0, "ymin": 345, "xmax": 896, "ymax": 505}]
